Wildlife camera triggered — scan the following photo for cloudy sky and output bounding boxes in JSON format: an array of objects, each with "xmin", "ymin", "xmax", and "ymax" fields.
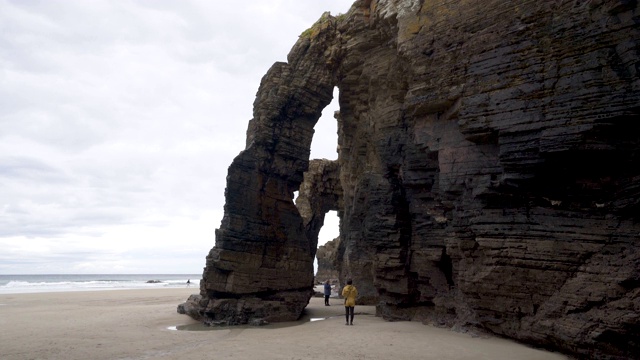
[{"xmin": 0, "ymin": 0, "xmax": 349, "ymax": 274}]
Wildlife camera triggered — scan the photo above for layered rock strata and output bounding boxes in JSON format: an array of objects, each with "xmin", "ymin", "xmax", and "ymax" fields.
[
  {"xmin": 297, "ymin": 159, "xmax": 343, "ymax": 283},
  {"xmin": 296, "ymin": 159, "xmax": 343, "ymax": 253},
  {"xmin": 179, "ymin": 14, "xmax": 341, "ymax": 325},
  {"xmin": 182, "ymin": 1, "xmax": 639, "ymax": 358},
  {"xmin": 315, "ymin": 239, "xmax": 340, "ymax": 282}
]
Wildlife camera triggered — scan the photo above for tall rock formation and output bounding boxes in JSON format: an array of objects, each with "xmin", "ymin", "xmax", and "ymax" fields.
[
  {"xmin": 296, "ymin": 159, "xmax": 343, "ymax": 283},
  {"xmin": 296, "ymin": 159, "xmax": 343, "ymax": 255},
  {"xmin": 181, "ymin": 1, "xmax": 639, "ymax": 358},
  {"xmin": 315, "ymin": 238, "xmax": 340, "ymax": 282},
  {"xmin": 178, "ymin": 14, "xmax": 341, "ymax": 325}
]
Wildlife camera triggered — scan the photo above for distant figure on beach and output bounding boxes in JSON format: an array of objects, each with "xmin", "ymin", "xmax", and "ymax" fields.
[
  {"xmin": 342, "ymin": 279, "xmax": 358, "ymax": 325},
  {"xmin": 323, "ymin": 280, "xmax": 331, "ymax": 306},
  {"xmin": 186, "ymin": 279, "xmax": 191, "ymax": 287}
]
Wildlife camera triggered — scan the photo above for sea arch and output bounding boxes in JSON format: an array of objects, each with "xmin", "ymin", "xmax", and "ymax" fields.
[{"xmin": 180, "ymin": 14, "xmax": 343, "ymax": 325}]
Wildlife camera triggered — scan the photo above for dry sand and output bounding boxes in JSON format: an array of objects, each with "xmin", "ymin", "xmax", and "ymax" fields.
[{"xmin": 0, "ymin": 288, "xmax": 568, "ymax": 360}]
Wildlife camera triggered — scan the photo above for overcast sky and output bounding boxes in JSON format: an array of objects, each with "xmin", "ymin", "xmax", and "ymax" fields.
[{"xmin": 0, "ymin": 0, "xmax": 349, "ymax": 274}]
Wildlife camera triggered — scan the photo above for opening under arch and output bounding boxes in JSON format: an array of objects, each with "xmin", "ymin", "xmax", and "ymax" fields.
[
  {"xmin": 314, "ymin": 210, "xmax": 340, "ymax": 276},
  {"xmin": 310, "ymin": 87, "xmax": 339, "ymax": 160}
]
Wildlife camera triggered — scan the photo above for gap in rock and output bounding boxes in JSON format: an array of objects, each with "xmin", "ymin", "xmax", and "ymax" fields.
[
  {"xmin": 310, "ymin": 87, "xmax": 339, "ymax": 160},
  {"xmin": 318, "ymin": 210, "xmax": 340, "ymax": 248},
  {"xmin": 314, "ymin": 210, "xmax": 340, "ymax": 275}
]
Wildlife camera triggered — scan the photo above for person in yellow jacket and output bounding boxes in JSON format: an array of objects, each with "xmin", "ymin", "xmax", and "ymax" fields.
[{"xmin": 341, "ymin": 279, "xmax": 358, "ymax": 325}]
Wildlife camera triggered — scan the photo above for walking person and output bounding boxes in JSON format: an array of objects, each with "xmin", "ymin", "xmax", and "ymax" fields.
[
  {"xmin": 186, "ymin": 279, "xmax": 191, "ymax": 288},
  {"xmin": 342, "ymin": 279, "xmax": 357, "ymax": 325},
  {"xmin": 323, "ymin": 280, "xmax": 331, "ymax": 306}
]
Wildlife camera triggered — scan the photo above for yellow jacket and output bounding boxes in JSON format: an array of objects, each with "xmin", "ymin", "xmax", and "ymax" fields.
[{"xmin": 342, "ymin": 284, "xmax": 358, "ymax": 307}]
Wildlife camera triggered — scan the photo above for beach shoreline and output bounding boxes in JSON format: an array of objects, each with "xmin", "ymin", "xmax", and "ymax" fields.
[
  {"xmin": 0, "ymin": 274, "xmax": 200, "ymax": 294},
  {"xmin": 0, "ymin": 288, "xmax": 568, "ymax": 360}
]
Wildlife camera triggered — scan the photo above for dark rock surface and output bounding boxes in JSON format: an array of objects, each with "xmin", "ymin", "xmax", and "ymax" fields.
[
  {"xmin": 296, "ymin": 159, "xmax": 342, "ymax": 283},
  {"xmin": 181, "ymin": 1, "xmax": 639, "ymax": 358},
  {"xmin": 182, "ymin": 13, "xmax": 340, "ymax": 325},
  {"xmin": 296, "ymin": 159, "xmax": 342, "ymax": 257}
]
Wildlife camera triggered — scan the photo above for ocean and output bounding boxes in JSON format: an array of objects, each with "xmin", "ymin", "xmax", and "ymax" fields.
[{"xmin": 0, "ymin": 274, "xmax": 201, "ymax": 294}]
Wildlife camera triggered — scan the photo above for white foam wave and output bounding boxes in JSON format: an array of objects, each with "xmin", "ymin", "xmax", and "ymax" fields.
[{"xmin": 0, "ymin": 276, "xmax": 198, "ymax": 294}]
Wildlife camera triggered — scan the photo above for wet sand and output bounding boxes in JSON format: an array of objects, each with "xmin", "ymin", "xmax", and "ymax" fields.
[{"xmin": 0, "ymin": 288, "xmax": 568, "ymax": 360}]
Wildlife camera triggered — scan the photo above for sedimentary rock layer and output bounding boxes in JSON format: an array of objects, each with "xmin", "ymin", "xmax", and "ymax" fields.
[
  {"xmin": 179, "ymin": 14, "xmax": 341, "ymax": 325},
  {"xmin": 315, "ymin": 238, "xmax": 340, "ymax": 282},
  {"xmin": 182, "ymin": 1, "xmax": 639, "ymax": 358}
]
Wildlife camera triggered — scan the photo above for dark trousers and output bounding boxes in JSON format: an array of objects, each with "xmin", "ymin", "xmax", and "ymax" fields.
[
  {"xmin": 324, "ymin": 295, "xmax": 330, "ymax": 305},
  {"xmin": 345, "ymin": 306, "xmax": 354, "ymax": 324}
]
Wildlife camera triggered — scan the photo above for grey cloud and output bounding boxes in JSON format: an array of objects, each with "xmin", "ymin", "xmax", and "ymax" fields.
[
  {"xmin": 0, "ymin": 0, "xmax": 351, "ymax": 274},
  {"xmin": 0, "ymin": 156, "xmax": 68, "ymax": 182}
]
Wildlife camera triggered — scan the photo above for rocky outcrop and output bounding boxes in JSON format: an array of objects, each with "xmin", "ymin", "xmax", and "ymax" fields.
[
  {"xmin": 315, "ymin": 238, "xmax": 340, "ymax": 282},
  {"xmin": 180, "ymin": 14, "xmax": 341, "ymax": 325},
  {"xmin": 296, "ymin": 159, "xmax": 342, "ymax": 283},
  {"xmin": 296, "ymin": 159, "xmax": 343, "ymax": 251},
  {"xmin": 183, "ymin": 1, "xmax": 639, "ymax": 358}
]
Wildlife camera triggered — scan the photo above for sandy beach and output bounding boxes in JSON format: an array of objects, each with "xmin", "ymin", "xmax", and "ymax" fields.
[{"xmin": 0, "ymin": 288, "xmax": 568, "ymax": 360}]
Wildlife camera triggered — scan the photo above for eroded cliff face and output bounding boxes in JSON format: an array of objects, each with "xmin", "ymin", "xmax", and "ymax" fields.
[
  {"xmin": 296, "ymin": 159, "xmax": 342, "ymax": 251},
  {"xmin": 182, "ymin": 1, "xmax": 639, "ymax": 358},
  {"xmin": 315, "ymin": 238, "xmax": 340, "ymax": 282},
  {"xmin": 178, "ymin": 15, "xmax": 341, "ymax": 325},
  {"xmin": 296, "ymin": 159, "xmax": 342, "ymax": 283}
]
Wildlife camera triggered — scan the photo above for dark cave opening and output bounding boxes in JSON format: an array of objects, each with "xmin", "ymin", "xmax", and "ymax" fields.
[
  {"xmin": 536, "ymin": 118, "xmax": 640, "ymax": 214},
  {"xmin": 437, "ymin": 249, "xmax": 455, "ymax": 287}
]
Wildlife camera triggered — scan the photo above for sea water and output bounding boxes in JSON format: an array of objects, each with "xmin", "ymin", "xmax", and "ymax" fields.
[{"xmin": 0, "ymin": 274, "xmax": 201, "ymax": 294}]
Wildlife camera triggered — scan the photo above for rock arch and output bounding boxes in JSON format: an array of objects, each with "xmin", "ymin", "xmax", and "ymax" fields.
[
  {"xmin": 181, "ymin": 14, "xmax": 342, "ymax": 325},
  {"xmin": 180, "ymin": 2, "xmax": 640, "ymax": 358},
  {"xmin": 296, "ymin": 159, "xmax": 342, "ymax": 257}
]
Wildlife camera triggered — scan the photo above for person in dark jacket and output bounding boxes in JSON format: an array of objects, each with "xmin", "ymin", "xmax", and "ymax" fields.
[{"xmin": 323, "ymin": 280, "xmax": 331, "ymax": 306}]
